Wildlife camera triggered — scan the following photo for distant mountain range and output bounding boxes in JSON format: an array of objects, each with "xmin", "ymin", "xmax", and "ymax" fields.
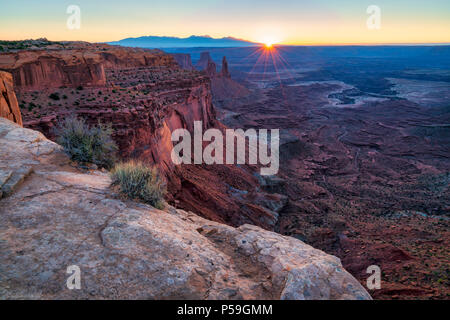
[{"xmin": 108, "ymin": 35, "xmax": 260, "ymax": 48}]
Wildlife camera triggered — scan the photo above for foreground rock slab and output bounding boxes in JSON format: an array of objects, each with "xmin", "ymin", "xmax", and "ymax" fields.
[{"xmin": 0, "ymin": 118, "xmax": 371, "ymax": 300}]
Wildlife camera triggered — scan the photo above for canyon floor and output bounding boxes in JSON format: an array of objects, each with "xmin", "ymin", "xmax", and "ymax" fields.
[{"xmin": 197, "ymin": 46, "xmax": 450, "ymax": 299}]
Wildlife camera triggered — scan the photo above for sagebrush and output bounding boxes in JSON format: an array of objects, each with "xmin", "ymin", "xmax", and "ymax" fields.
[
  {"xmin": 55, "ymin": 117, "xmax": 117, "ymax": 168},
  {"xmin": 110, "ymin": 160, "xmax": 167, "ymax": 209}
]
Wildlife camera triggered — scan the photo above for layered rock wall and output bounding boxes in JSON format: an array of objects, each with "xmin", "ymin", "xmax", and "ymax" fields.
[
  {"xmin": 74, "ymin": 79, "xmax": 215, "ymax": 172},
  {"xmin": 0, "ymin": 44, "xmax": 177, "ymax": 90}
]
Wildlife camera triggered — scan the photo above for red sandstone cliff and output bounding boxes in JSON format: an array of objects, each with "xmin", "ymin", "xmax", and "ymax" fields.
[
  {"xmin": 0, "ymin": 71, "xmax": 22, "ymax": 126},
  {"xmin": 0, "ymin": 43, "xmax": 213, "ymax": 171},
  {"xmin": 73, "ymin": 75, "xmax": 216, "ymax": 173},
  {"xmin": 0, "ymin": 43, "xmax": 176, "ymax": 91}
]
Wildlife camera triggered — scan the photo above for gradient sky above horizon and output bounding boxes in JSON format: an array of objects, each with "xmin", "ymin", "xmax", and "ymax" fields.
[{"xmin": 1, "ymin": 0, "xmax": 450, "ymax": 44}]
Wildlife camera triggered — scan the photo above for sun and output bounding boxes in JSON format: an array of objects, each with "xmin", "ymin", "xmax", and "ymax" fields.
[{"xmin": 259, "ymin": 36, "xmax": 279, "ymax": 49}]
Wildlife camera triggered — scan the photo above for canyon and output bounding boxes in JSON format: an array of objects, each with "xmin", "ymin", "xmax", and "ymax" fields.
[
  {"xmin": 0, "ymin": 42, "xmax": 282, "ymax": 230},
  {"xmin": 1, "ymin": 41, "xmax": 448, "ymax": 300},
  {"xmin": 0, "ymin": 42, "xmax": 371, "ymax": 299},
  {"xmin": 196, "ymin": 46, "xmax": 450, "ymax": 300},
  {"xmin": 164, "ymin": 45, "xmax": 449, "ymax": 299}
]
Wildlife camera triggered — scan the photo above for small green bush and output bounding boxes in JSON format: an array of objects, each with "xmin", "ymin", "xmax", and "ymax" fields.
[
  {"xmin": 49, "ymin": 92, "xmax": 60, "ymax": 100},
  {"xmin": 110, "ymin": 161, "xmax": 166, "ymax": 209},
  {"xmin": 55, "ymin": 117, "xmax": 117, "ymax": 168}
]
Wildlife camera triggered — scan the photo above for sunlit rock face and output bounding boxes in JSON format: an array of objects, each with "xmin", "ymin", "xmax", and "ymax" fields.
[
  {"xmin": 0, "ymin": 43, "xmax": 177, "ymax": 91},
  {"xmin": 0, "ymin": 71, "xmax": 22, "ymax": 126},
  {"xmin": 0, "ymin": 118, "xmax": 371, "ymax": 300}
]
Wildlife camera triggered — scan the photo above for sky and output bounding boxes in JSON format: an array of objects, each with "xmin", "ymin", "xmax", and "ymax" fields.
[{"xmin": 1, "ymin": 0, "xmax": 450, "ymax": 45}]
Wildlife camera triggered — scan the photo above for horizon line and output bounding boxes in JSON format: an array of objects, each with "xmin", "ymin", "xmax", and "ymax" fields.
[{"xmin": 1, "ymin": 37, "xmax": 450, "ymax": 47}]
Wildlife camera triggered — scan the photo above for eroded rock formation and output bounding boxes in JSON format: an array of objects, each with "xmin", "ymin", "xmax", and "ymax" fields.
[
  {"xmin": 0, "ymin": 118, "xmax": 371, "ymax": 300},
  {"xmin": 220, "ymin": 56, "xmax": 231, "ymax": 78},
  {"xmin": 196, "ymin": 51, "xmax": 214, "ymax": 70},
  {"xmin": 193, "ymin": 52, "xmax": 250, "ymax": 103},
  {"xmin": 0, "ymin": 71, "xmax": 22, "ymax": 126},
  {"xmin": 206, "ymin": 60, "xmax": 217, "ymax": 77},
  {"xmin": 195, "ymin": 52, "xmax": 217, "ymax": 77},
  {"xmin": 171, "ymin": 53, "xmax": 195, "ymax": 70}
]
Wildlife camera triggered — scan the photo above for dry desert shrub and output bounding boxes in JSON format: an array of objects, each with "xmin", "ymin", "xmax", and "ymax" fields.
[{"xmin": 110, "ymin": 160, "xmax": 166, "ymax": 209}]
